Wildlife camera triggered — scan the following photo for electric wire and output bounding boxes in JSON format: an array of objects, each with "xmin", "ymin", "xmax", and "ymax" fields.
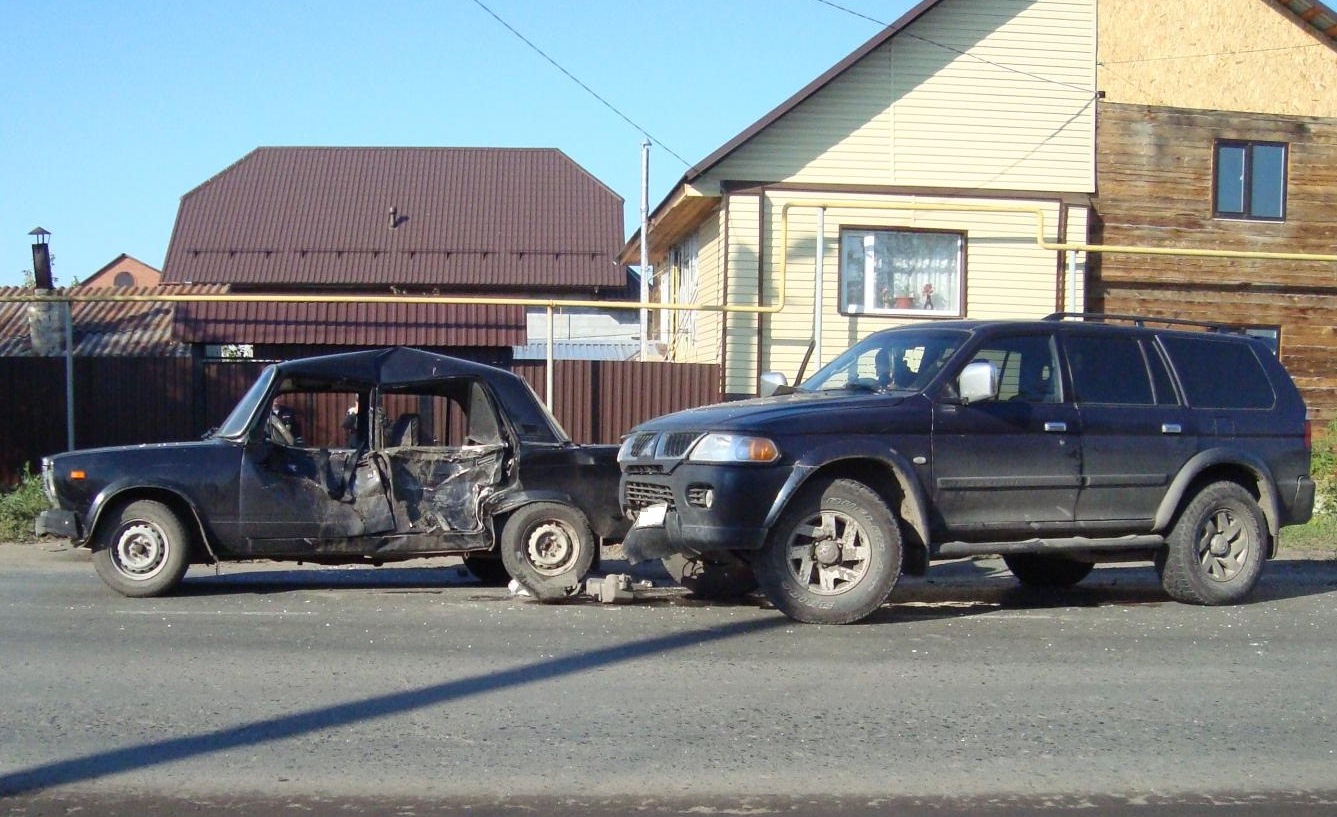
[
  {"xmin": 468, "ymin": 0, "xmax": 691, "ymax": 167},
  {"xmin": 812, "ymin": 0, "xmax": 1100, "ymax": 95}
]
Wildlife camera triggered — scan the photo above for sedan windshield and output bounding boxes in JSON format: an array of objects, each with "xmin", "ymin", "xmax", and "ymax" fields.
[
  {"xmin": 800, "ymin": 329, "xmax": 968, "ymax": 393},
  {"xmin": 213, "ymin": 365, "xmax": 277, "ymax": 439}
]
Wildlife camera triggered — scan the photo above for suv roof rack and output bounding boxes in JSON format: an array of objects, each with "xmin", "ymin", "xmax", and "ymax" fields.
[{"xmin": 1042, "ymin": 312, "xmax": 1244, "ymax": 334}]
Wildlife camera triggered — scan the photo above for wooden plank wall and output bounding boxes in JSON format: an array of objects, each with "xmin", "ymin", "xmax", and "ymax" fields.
[{"xmin": 1090, "ymin": 101, "xmax": 1337, "ymax": 423}]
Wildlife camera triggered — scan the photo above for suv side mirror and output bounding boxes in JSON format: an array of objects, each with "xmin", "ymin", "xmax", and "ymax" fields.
[
  {"xmin": 958, "ymin": 360, "xmax": 999, "ymax": 405},
  {"xmin": 759, "ymin": 371, "xmax": 793, "ymax": 397}
]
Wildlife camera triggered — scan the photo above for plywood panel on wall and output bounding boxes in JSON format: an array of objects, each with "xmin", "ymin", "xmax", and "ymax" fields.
[{"xmin": 1098, "ymin": 0, "xmax": 1337, "ymax": 116}]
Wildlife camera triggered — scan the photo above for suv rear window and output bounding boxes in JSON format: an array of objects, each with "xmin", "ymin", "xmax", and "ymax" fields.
[{"xmin": 1159, "ymin": 335, "xmax": 1275, "ymax": 409}]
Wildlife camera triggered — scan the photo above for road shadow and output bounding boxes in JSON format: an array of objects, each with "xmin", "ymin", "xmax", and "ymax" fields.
[
  {"xmin": 0, "ymin": 615, "xmax": 789, "ymax": 797},
  {"xmin": 867, "ymin": 557, "xmax": 1337, "ymax": 624}
]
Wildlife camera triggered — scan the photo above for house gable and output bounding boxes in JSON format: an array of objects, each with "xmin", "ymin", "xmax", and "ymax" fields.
[
  {"xmin": 82, "ymin": 254, "xmax": 162, "ymax": 289},
  {"xmin": 628, "ymin": 0, "xmax": 1098, "ymax": 267},
  {"xmin": 699, "ymin": 0, "xmax": 1096, "ymax": 194},
  {"xmin": 633, "ymin": 0, "xmax": 1099, "ymax": 394}
]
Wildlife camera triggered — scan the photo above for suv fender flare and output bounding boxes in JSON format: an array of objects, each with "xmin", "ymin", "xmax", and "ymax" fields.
[
  {"xmin": 85, "ymin": 479, "xmax": 218, "ymax": 563},
  {"xmin": 1155, "ymin": 448, "xmax": 1282, "ymax": 537},
  {"xmin": 761, "ymin": 442, "xmax": 932, "ymax": 547}
]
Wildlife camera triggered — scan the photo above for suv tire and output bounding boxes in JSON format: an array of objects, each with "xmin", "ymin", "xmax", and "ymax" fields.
[
  {"xmin": 1159, "ymin": 481, "xmax": 1267, "ymax": 605},
  {"xmin": 755, "ymin": 478, "xmax": 901, "ymax": 624},
  {"xmin": 1003, "ymin": 553, "xmax": 1095, "ymax": 588}
]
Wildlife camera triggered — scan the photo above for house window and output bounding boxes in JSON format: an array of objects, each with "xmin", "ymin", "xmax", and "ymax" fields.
[
  {"xmin": 113, "ymin": 271, "xmax": 135, "ymax": 287},
  {"xmin": 670, "ymin": 236, "xmax": 698, "ymax": 344},
  {"xmin": 839, "ymin": 228, "xmax": 963, "ymax": 316},
  {"xmin": 1242, "ymin": 326, "xmax": 1281, "ymax": 357},
  {"xmin": 1214, "ymin": 141, "xmax": 1286, "ymax": 220}
]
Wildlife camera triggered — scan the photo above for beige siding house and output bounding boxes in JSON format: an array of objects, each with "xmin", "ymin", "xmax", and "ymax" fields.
[{"xmin": 626, "ymin": 0, "xmax": 1099, "ymax": 397}]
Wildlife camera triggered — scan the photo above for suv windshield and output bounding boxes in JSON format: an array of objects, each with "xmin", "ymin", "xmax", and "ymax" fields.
[{"xmin": 800, "ymin": 329, "xmax": 968, "ymax": 393}]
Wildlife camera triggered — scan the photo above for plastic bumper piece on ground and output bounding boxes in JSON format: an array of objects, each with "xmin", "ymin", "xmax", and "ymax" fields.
[{"xmin": 35, "ymin": 509, "xmax": 81, "ymax": 540}]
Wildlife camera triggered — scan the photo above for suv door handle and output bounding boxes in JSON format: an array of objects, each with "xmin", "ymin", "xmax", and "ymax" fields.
[
  {"xmin": 1162, "ymin": 423, "xmax": 1182, "ymax": 434},
  {"xmin": 1044, "ymin": 421, "xmax": 1067, "ymax": 432}
]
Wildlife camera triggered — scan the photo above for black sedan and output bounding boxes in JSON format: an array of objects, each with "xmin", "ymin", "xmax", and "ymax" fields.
[{"xmin": 37, "ymin": 347, "xmax": 627, "ymax": 599}]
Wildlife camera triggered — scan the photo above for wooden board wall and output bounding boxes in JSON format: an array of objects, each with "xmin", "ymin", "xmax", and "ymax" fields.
[{"xmin": 1091, "ymin": 101, "xmax": 1337, "ymax": 423}]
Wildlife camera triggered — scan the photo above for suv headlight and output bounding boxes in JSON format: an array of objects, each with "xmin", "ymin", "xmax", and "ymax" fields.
[{"xmin": 687, "ymin": 433, "xmax": 780, "ymax": 463}]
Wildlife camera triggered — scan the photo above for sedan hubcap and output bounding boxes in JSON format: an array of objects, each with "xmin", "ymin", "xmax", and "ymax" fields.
[
  {"xmin": 114, "ymin": 523, "xmax": 168, "ymax": 579},
  {"xmin": 527, "ymin": 521, "xmax": 576, "ymax": 575}
]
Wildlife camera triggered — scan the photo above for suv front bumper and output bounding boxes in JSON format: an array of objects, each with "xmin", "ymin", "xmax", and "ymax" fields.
[
  {"xmin": 621, "ymin": 506, "xmax": 769, "ymax": 564},
  {"xmin": 620, "ymin": 462, "xmax": 789, "ymax": 564}
]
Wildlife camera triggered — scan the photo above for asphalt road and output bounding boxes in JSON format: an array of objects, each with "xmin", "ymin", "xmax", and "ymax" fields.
[{"xmin": 2, "ymin": 542, "xmax": 1336, "ymax": 816}]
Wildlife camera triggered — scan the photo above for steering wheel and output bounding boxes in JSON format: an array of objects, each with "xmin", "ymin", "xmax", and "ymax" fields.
[{"xmin": 267, "ymin": 414, "xmax": 296, "ymax": 446}]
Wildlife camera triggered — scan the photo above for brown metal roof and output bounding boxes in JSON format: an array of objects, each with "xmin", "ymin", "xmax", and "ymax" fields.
[
  {"xmin": 1278, "ymin": 0, "xmax": 1337, "ymax": 42},
  {"xmin": 163, "ymin": 147, "xmax": 626, "ymax": 291},
  {"xmin": 173, "ymin": 298, "xmax": 526, "ymax": 346},
  {"xmin": 0, "ymin": 286, "xmax": 219, "ymax": 357}
]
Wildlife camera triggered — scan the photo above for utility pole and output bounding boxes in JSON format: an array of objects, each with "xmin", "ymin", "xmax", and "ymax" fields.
[{"xmin": 639, "ymin": 139, "xmax": 650, "ymax": 361}]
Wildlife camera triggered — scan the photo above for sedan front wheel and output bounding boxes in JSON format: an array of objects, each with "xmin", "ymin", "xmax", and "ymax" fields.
[
  {"xmin": 92, "ymin": 499, "xmax": 192, "ymax": 598},
  {"xmin": 499, "ymin": 502, "xmax": 595, "ymax": 601}
]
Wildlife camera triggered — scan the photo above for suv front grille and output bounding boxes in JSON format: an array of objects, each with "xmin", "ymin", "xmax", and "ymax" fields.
[
  {"xmin": 659, "ymin": 432, "xmax": 701, "ymax": 459},
  {"xmin": 622, "ymin": 432, "xmax": 659, "ymax": 459},
  {"xmin": 623, "ymin": 430, "xmax": 702, "ymax": 463},
  {"xmin": 625, "ymin": 481, "xmax": 674, "ymax": 510}
]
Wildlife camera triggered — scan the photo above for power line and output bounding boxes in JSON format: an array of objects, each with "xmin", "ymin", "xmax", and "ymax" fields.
[
  {"xmin": 812, "ymin": 0, "xmax": 884, "ymax": 26},
  {"xmin": 468, "ymin": 0, "xmax": 691, "ymax": 167},
  {"xmin": 812, "ymin": 0, "xmax": 1093, "ymax": 95},
  {"xmin": 1102, "ymin": 42, "xmax": 1325, "ymax": 64}
]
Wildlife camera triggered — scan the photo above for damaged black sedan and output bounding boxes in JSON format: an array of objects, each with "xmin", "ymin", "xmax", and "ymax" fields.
[{"xmin": 36, "ymin": 347, "xmax": 628, "ymax": 599}]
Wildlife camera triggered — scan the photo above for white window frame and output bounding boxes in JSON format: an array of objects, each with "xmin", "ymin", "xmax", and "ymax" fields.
[{"xmin": 839, "ymin": 227, "xmax": 965, "ymax": 317}]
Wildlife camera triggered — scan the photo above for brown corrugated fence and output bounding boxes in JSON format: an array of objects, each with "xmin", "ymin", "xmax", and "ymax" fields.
[{"xmin": 0, "ymin": 357, "xmax": 721, "ymax": 486}]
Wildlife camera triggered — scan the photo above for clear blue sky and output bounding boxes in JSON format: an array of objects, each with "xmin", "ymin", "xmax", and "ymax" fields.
[{"xmin": 0, "ymin": 0, "xmax": 916, "ymax": 287}]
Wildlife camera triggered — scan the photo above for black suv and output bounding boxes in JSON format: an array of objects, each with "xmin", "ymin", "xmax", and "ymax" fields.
[{"xmin": 618, "ymin": 315, "xmax": 1315, "ymax": 624}]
